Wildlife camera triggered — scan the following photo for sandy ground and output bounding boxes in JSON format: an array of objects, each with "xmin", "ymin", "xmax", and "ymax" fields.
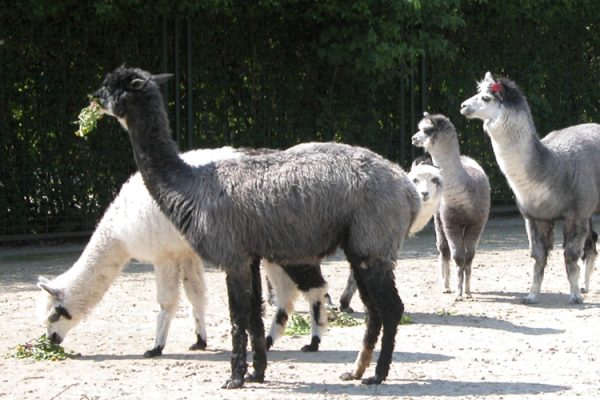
[{"xmin": 1, "ymin": 216, "xmax": 599, "ymax": 400}]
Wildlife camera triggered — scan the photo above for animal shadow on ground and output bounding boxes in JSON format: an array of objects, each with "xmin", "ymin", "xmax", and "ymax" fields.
[
  {"xmin": 271, "ymin": 379, "xmax": 567, "ymax": 398},
  {"xmin": 409, "ymin": 312, "xmax": 564, "ymax": 336},
  {"xmin": 476, "ymin": 291, "xmax": 600, "ymax": 310}
]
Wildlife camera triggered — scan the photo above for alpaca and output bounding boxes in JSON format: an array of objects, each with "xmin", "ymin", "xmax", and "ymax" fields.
[
  {"xmin": 37, "ymin": 146, "xmax": 333, "ymax": 356},
  {"xmin": 93, "ymin": 67, "xmax": 420, "ymax": 388},
  {"xmin": 339, "ymin": 161, "xmax": 443, "ymax": 312},
  {"xmin": 460, "ymin": 72, "xmax": 600, "ymax": 304},
  {"xmin": 37, "ymin": 148, "xmax": 240, "ymax": 357},
  {"xmin": 412, "ymin": 112, "xmax": 491, "ymax": 300}
]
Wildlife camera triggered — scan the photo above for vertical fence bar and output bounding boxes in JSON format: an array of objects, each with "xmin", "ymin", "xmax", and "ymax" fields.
[
  {"xmin": 399, "ymin": 75, "xmax": 406, "ymax": 166},
  {"xmin": 173, "ymin": 18, "xmax": 181, "ymax": 146},
  {"xmin": 186, "ymin": 18, "xmax": 193, "ymax": 150}
]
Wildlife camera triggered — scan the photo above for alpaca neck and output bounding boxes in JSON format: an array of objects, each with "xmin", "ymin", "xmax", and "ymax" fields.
[
  {"xmin": 125, "ymin": 95, "xmax": 196, "ymax": 233},
  {"xmin": 429, "ymin": 144, "xmax": 466, "ymax": 183},
  {"xmin": 409, "ymin": 200, "xmax": 437, "ymax": 235},
  {"xmin": 485, "ymin": 107, "xmax": 557, "ymax": 209},
  {"xmin": 60, "ymin": 218, "xmax": 129, "ymax": 315}
]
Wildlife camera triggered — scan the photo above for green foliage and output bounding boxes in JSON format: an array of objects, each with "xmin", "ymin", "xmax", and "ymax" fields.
[
  {"xmin": 2, "ymin": 0, "xmax": 599, "ymax": 236},
  {"xmin": 285, "ymin": 313, "xmax": 312, "ymax": 336},
  {"xmin": 10, "ymin": 334, "xmax": 77, "ymax": 361}
]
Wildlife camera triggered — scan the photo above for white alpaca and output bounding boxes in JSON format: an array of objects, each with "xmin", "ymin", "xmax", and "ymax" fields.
[{"xmin": 37, "ymin": 148, "xmax": 239, "ymax": 357}]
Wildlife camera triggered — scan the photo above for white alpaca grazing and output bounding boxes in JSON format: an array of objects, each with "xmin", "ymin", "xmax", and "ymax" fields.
[{"xmin": 37, "ymin": 148, "xmax": 239, "ymax": 357}]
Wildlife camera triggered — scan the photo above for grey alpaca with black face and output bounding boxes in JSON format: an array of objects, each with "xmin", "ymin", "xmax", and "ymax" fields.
[
  {"xmin": 93, "ymin": 66, "xmax": 421, "ymax": 389},
  {"xmin": 411, "ymin": 112, "xmax": 490, "ymax": 300},
  {"xmin": 461, "ymin": 72, "xmax": 600, "ymax": 304}
]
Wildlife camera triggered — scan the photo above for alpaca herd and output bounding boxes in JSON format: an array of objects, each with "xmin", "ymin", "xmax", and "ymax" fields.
[{"xmin": 35, "ymin": 67, "xmax": 599, "ymax": 389}]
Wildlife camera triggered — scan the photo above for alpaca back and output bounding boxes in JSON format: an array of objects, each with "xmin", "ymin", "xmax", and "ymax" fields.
[
  {"xmin": 112, "ymin": 148, "xmax": 241, "ymax": 264},
  {"xmin": 541, "ymin": 124, "xmax": 600, "ymax": 214},
  {"xmin": 184, "ymin": 143, "xmax": 420, "ymax": 267}
]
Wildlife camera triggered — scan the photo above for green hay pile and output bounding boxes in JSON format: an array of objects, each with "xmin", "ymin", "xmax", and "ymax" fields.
[{"xmin": 11, "ymin": 334, "xmax": 76, "ymax": 361}]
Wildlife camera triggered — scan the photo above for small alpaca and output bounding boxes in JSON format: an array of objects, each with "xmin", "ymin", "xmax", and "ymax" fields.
[
  {"xmin": 461, "ymin": 72, "xmax": 600, "ymax": 303},
  {"xmin": 412, "ymin": 112, "xmax": 491, "ymax": 300},
  {"xmin": 338, "ymin": 160, "xmax": 443, "ymax": 312},
  {"xmin": 37, "ymin": 148, "xmax": 239, "ymax": 357},
  {"xmin": 93, "ymin": 67, "xmax": 420, "ymax": 388}
]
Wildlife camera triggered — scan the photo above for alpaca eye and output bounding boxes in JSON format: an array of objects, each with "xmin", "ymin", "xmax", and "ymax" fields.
[
  {"xmin": 431, "ymin": 177, "xmax": 441, "ymax": 186},
  {"xmin": 413, "ymin": 178, "xmax": 419, "ymax": 184},
  {"xmin": 482, "ymin": 95, "xmax": 492, "ymax": 102}
]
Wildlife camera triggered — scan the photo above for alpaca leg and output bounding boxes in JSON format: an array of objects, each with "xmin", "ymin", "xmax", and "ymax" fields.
[
  {"xmin": 340, "ymin": 257, "xmax": 403, "ymax": 384},
  {"xmin": 245, "ymin": 257, "xmax": 267, "ymax": 383},
  {"xmin": 443, "ymin": 224, "xmax": 467, "ymax": 301},
  {"xmin": 181, "ymin": 258, "xmax": 208, "ymax": 351},
  {"xmin": 581, "ymin": 221, "xmax": 597, "ymax": 293},
  {"xmin": 270, "ymin": 263, "xmax": 329, "ymax": 351},
  {"xmin": 222, "ymin": 264, "xmax": 255, "ymax": 389},
  {"xmin": 563, "ymin": 219, "xmax": 588, "ymax": 304},
  {"xmin": 462, "ymin": 224, "xmax": 485, "ymax": 299},
  {"xmin": 339, "ymin": 270, "xmax": 357, "ymax": 312},
  {"xmin": 263, "ymin": 261, "xmax": 299, "ymax": 350},
  {"xmin": 297, "ymin": 265, "xmax": 329, "ymax": 352},
  {"xmin": 434, "ymin": 214, "xmax": 451, "ymax": 293},
  {"xmin": 144, "ymin": 264, "xmax": 181, "ymax": 358},
  {"xmin": 524, "ymin": 218, "xmax": 554, "ymax": 304}
]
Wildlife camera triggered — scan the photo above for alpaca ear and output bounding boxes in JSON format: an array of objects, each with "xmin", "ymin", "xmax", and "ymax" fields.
[
  {"xmin": 37, "ymin": 279, "xmax": 64, "ymax": 301},
  {"xmin": 152, "ymin": 73, "xmax": 173, "ymax": 85},
  {"xmin": 130, "ymin": 78, "xmax": 147, "ymax": 90},
  {"xmin": 484, "ymin": 71, "xmax": 495, "ymax": 83},
  {"xmin": 423, "ymin": 111, "xmax": 431, "ymax": 118}
]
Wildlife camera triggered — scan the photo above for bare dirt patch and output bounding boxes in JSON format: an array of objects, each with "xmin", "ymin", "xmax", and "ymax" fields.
[{"xmin": 1, "ymin": 217, "xmax": 599, "ymax": 399}]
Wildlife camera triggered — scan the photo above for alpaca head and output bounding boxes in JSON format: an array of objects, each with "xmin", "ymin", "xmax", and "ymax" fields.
[
  {"xmin": 407, "ymin": 162, "xmax": 442, "ymax": 234},
  {"xmin": 36, "ymin": 276, "xmax": 80, "ymax": 345},
  {"xmin": 460, "ymin": 71, "xmax": 527, "ymax": 122},
  {"xmin": 408, "ymin": 162, "xmax": 442, "ymax": 205},
  {"xmin": 411, "ymin": 112, "xmax": 458, "ymax": 156},
  {"xmin": 93, "ymin": 66, "xmax": 172, "ymax": 130}
]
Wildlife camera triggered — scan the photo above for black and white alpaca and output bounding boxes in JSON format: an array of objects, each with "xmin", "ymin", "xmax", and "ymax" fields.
[
  {"xmin": 461, "ymin": 72, "xmax": 600, "ymax": 303},
  {"xmin": 93, "ymin": 67, "xmax": 420, "ymax": 388},
  {"xmin": 412, "ymin": 113, "xmax": 490, "ymax": 300},
  {"xmin": 37, "ymin": 147, "xmax": 335, "ymax": 356},
  {"xmin": 339, "ymin": 161, "xmax": 443, "ymax": 312}
]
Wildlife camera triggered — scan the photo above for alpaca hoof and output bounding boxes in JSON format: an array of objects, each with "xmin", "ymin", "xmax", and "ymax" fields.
[
  {"xmin": 340, "ymin": 372, "xmax": 360, "ymax": 381},
  {"xmin": 221, "ymin": 379, "xmax": 244, "ymax": 389},
  {"xmin": 301, "ymin": 343, "xmax": 319, "ymax": 352},
  {"xmin": 580, "ymin": 287, "xmax": 588, "ymax": 294},
  {"xmin": 245, "ymin": 371, "xmax": 265, "ymax": 383},
  {"xmin": 569, "ymin": 294, "xmax": 584, "ymax": 304},
  {"xmin": 361, "ymin": 374, "xmax": 384, "ymax": 385},
  {"xmin": 143, "ymin": 346, "xmax": 163, "ymax": 358},
  {"xmin": 189, "ymin": 338, "xmax": 207, "ymax": 351},
  {"xmin": 443, "ymin": 288, "xmax": 452, "ymax": 294},
  {"xmin": 455, "ymin": 295, "xmax": 464, "ymax": 302},
  {"xmin": 522, "ymin": 294, "xmax": 539, "ymax": 304},
  {"xmin": 339, "ymin": 305, "xmax": 354, "ymax": 314},
  {"xmin": 265, "ymin": 336, "xmax": 274, "ymax": 351},
  {"xmin": 301, "ymin": 336, "xmax": 320, "ymax": 352}
]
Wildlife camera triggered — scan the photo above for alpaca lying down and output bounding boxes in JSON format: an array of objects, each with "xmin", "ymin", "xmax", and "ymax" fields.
[{"xmin": 37, "ymin": 147, "xmax": 330, "ymax": 356}]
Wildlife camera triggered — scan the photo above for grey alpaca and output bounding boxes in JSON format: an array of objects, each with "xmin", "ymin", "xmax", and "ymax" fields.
[
  {"xmin": 93, "ymin": 67, "xmax": 420, "ymax": 388},
  {"xmin": 461, "ymin": 72, "xmax": 600, "ymax": 304},
  {"xmin": 412, "ymin": 113, "xmax": 490, "ymax": 300}
]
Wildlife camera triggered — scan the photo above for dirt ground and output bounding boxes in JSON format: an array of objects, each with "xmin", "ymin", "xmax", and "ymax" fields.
[{"xmin": 1, "ymin": 216, "xmax": 599, "ymax": 400}]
